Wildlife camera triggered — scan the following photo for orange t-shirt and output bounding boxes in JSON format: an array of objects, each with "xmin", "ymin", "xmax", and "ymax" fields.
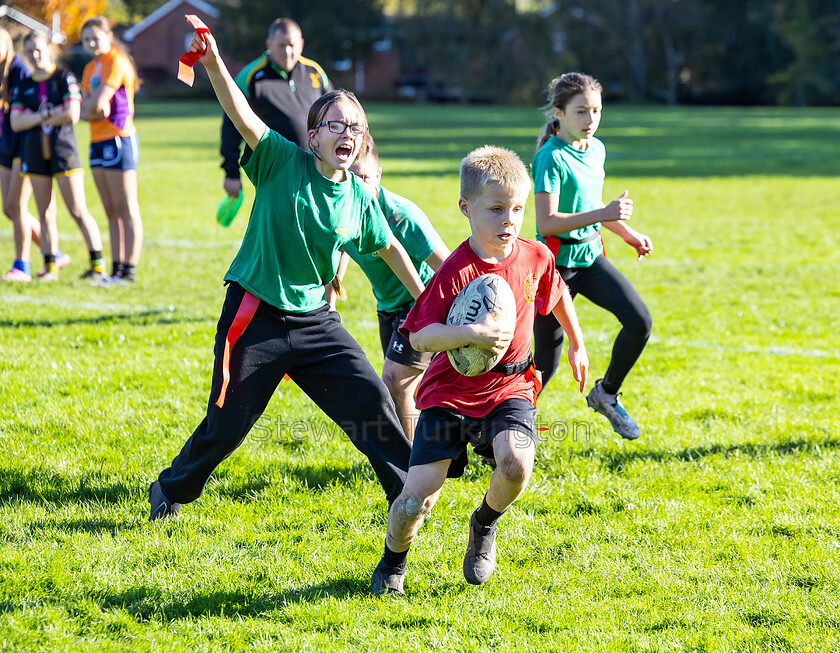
[{"xmin": 82, "ymin": 48, "xmax": 136, "ymax": 142}]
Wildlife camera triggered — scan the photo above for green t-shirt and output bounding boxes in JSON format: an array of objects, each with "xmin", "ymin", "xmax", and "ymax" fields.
[
  {"xmin": 225, "ymin": 129, "xmax": 392, "ymax": 312},
  {"xmin": 345, "ymin": 185, "xmax": 443, "ymax": 312},
  {"xmin": 531, "ymin": 135, "xmax": 606, "ymax": 268}
]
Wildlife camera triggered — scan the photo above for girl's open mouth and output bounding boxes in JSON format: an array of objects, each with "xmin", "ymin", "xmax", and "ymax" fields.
[{"xmin": 335, "ymin": 144, "xmax": 353, "ymax": 160}]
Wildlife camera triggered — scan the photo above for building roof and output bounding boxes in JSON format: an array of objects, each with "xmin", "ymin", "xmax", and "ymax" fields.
[{"xmin": 123, "ymin": 0, "xmax": 219, "ymax": 42}]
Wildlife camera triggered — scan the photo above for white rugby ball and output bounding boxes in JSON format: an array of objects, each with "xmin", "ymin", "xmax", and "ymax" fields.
[{"xmin": 446, "ymin": 273, "xmax": 517, "ymax": 376}]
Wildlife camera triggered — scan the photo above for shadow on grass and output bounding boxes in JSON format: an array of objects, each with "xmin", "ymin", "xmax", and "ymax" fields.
[
  {"xmin": 593, "ymin": 435, "xmax": 840, "ymax": 473},
  {"xmin": 92, "ymin": 577, "xmax": 370, "ymax": 620},
  {"xmin": 208, "ymin": 459, "xmax": 376, "ymax": 502},
  {"xmin": 0, "ymin": 309, "xmax": 206, "ymax": 329},
  {"xmin": 0, "ymin": 466, "xmax": 136, "ymax": 506},
  {"xmin": 286, "ymin": 460, "xmax": 377, "ymax": 492}
]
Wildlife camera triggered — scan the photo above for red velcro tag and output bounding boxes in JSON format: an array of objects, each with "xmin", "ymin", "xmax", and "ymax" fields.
[
  {"xmin": 177, "ymin": 14, "xmax": 211, "ymax": 86},
  {"xmin": 215, "ymin": 291, "xmax": 260, "ymax": 408}
]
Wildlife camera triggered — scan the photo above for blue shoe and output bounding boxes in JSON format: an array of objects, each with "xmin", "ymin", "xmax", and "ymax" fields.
[{"xmin": 586, "ymin": 379, "xmax": 641, "ymax": 440}]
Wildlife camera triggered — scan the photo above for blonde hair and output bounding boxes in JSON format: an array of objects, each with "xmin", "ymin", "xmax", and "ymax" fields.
[
  {"xmin": 0, "ymin": 27, "xmax": 14, "ymax": 110},
  {"xmin": 536, "ymin": 72, "xmax": 603, "ymax": 151},
  {"xmin": 460, "ymin": 146, "xmax": 531, "ymax": 202}
]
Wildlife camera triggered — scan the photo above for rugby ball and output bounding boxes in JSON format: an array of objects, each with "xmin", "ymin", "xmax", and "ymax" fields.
[{"xmin": 446, "ymin": 273, "xmax": 516, "ymax": 376}]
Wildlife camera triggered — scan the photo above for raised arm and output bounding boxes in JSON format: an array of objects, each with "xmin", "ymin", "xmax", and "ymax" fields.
[
  {"xmin": 535, "ymin": 190, "xmax": 633, "ymax": 238},
  {"xmin": 190, "ymin": 30, "xmax": 266, "ymax": 150}
]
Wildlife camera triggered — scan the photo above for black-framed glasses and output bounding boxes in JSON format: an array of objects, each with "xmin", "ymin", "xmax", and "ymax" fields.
[{"xmin": 316, "ymin": 120, "xmax": 367, "ymax": 137}]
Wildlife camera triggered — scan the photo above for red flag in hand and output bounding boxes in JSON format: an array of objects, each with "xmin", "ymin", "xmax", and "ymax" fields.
[{"xmin": 177, "ymin": 14, "xmax": 210, "ymax": 86}]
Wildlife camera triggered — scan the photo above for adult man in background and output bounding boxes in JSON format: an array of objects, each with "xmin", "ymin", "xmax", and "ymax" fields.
[{"xmin": 220, "ymin": 18, "xmax": 332, "ymax": 197}]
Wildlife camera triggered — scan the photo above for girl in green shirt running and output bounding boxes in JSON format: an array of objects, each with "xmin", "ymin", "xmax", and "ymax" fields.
[
  {"xmin": 150, "ymin": 27, "xmax": 425, "ymax": 521},
  {"xmin": 532, "ymin": 72, "xmax": 653, "ymax": 440}
]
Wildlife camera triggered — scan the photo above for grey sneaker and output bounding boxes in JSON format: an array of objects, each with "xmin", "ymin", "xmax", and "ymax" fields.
[
  {"xmin": 463, "ymin": 512, "xmax": 497, "ymax": 585},
  {"xmin": 371, "ymin": 556, "xmax": 406, "ymax": 596},
  {"xmin": 149, "ymin": 480, "xmax": 181, "ymax": 521},
  {"xmin": 586, "ymin": 380, "xmax": 641, "ymax": 440}
]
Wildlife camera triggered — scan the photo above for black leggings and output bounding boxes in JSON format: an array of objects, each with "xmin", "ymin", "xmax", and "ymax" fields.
[
  {"xmin": 158, "ymin": 283, "xmax": 411, "ymax": 506},
  {"xmin": 533, "ymin": 255, "xmax": 652, "ymax": 394}
]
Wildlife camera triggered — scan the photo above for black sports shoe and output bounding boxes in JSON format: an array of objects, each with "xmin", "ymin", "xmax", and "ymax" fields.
[
  {"xmin": 371, "ymin": 556, "xmax": 406, "ymax": 596},
  {"xmin": 149, "ymin": 480, "xmax": 181, "ymax": 521},
  {"xmin": 79, "ymin": 268, "xmax": 103, "ymax": 281},
  {"xmin": 463, "ymin": 512, "xmax": 497, "ymax": 585}
]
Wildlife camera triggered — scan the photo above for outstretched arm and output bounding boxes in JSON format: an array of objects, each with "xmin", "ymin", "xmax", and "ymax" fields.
[
  {"xmin": 424, "ymin": 244, "xmax": 449, "ymax": 271},
  {"xmin": 377, "ymin": 237, "xmax": 425, "ymax": 300},
  {"xmin": 189, "ymin": 30, "xmax": 265, "ymax": 150}
]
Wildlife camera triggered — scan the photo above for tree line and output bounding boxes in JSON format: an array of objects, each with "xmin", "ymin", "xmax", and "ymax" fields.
[
  {"xmin": 212, "ymin": 0, "xmax": 838, "ymax": 106},
  {"xmin": 16, "ymin": 0, "xmax": 838, "ymax": 105}
]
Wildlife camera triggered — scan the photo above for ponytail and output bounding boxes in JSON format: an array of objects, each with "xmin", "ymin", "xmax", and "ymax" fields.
[{"xmin": 536, "ymin": 118, "xmax": 561, "ymax": 151}]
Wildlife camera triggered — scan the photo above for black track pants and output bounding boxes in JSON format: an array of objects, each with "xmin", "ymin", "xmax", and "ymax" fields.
[
  {"xmin": 534, "ymin": 255, "xmax": 652, "ymax": 393},
  {"xmin": 157, "ymin": 283, "xmax": 411, "ymax": 505}
]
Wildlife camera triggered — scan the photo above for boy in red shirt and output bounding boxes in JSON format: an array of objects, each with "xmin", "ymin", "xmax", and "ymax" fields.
[{"xmin": 371, "ymin": 146, "xmax": 589, "ymax": 596}]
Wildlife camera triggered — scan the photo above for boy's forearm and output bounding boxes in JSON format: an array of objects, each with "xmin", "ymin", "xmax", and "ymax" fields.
[{"xmin": 409, "ymin": 323, "xmax": 476, "ymax": 352}]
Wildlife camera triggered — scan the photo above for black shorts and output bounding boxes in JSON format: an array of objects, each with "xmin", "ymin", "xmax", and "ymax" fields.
[
  {"xmin": 377, "ymin": 302, "xmax": 434, "ymax": 370},
  {"xmin": 21, "ymin": 146, "xmax": 82, "ymax": 177},
  {"xmin": 410, "ymin": 398, "xmax": 537, "ymax": 478},
  {"xmin": 0, "ymin": 154, "xmax": 17, "ymax": 169},
  {"xmin": 20, "ymin": 126, "xmax": 82, "ymax": 177}
]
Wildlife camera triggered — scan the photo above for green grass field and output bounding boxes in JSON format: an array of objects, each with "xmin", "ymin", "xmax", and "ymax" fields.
[{"xmin": 0, "ymin": 101, "xmax": 838, "ymax": 652}]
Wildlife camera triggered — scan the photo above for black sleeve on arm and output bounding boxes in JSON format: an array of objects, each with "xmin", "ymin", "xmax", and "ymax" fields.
[{"xmin": 220, "ymin": 113, "xmax": 244, "ymax": 179}]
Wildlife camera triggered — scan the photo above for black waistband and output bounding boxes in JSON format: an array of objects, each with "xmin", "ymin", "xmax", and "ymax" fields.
[
  {"xmin": 558, "ymin": 231, "xmax": 600, "ymax": 246},
  {"xmin": 491, "ymin": 353, "xmax": 533, "ymax": 376}
]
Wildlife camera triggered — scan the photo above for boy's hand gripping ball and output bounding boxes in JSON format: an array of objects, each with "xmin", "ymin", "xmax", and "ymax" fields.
[{"xmin": 446, "ymin": 273, "xmax": 516, "ymax": 376}]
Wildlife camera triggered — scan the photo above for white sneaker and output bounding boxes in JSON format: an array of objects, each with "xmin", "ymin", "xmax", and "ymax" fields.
[{"xmin": 586, "ymin": 380, "xmax": 641, "ymax": 440}]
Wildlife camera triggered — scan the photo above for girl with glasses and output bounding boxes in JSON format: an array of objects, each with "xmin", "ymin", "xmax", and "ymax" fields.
[{"xmin": 150, "ymin": 27, "xmax": 424, "ymax": 522}]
